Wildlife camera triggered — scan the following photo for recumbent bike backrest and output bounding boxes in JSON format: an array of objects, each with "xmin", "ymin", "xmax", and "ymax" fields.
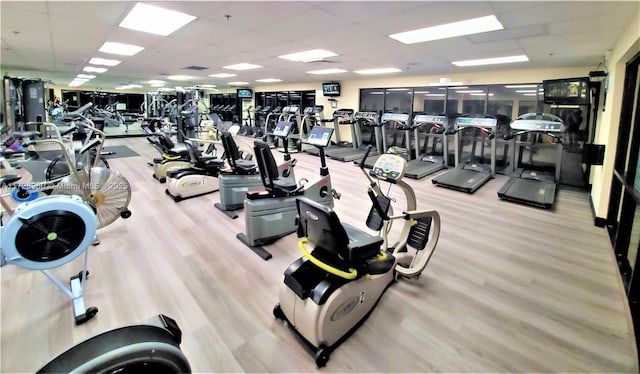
[
  {"xmin": 296, "ymin": 197, "xmax": 350, "ymax": 260},
  {"xmin": 253, "ymin": 140, "xmax": 280, "ymax": 191},
  {"xmin": 221, "ymin": 131, "xmax": 241, "ymax": 169}
]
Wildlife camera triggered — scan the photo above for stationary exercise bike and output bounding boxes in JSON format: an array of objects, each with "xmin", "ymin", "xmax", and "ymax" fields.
[
  {"xmin": 236, "ymin": 125, "xmax": 340, "ymax": 260},
  {"xmin": 214, "ymin": 131, "xmax": 264, "ymax": 219},
  {"xmin": 273, "ymin": 147, "xmax": 441, "ymax": 367},
  {"xmin": 0, "ymin": 174, "xmax": 100, "ymax": 324},
  {"xmin": 164, "ymin": 139, "xmax": 225, "ymax": 202}
]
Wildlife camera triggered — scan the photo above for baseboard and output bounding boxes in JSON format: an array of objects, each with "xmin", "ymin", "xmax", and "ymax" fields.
[{"xmin": 590, "ymin": 195, "xmax": 607, "ymax": 227}]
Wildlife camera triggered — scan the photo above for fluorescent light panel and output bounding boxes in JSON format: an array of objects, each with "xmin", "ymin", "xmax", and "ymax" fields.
[
  {"xmin": 387, "ymin": 88, "xmax": 409, "ymax": 91},
  {"xmin": 83, "ymin": 66, "xmax": 108, "ymax": 73},
  {"xmin": 306, "ymin": 68, "xmax": 348, "ymax": 75},
  {"xmin": 515, "ymin": 90, "xmax": 537, "ymax": 93},
  {"xmin": 255, "ymin": 78, "xmax": 283, "ymax": 83},
  {"xmin": 223, "ymin": 63, "xmax": 262, "ymax": 71},
  {"xmin": 76, "ymin": 74, "xmax": 96, "ymax": 79},
  {"xmin": 523, "ymin": 93, "xmax": 538, "ymax": 96},
  {"xmin": 209, "ymin": 73, "xmax": 237, "ymax": 78},
  {"xmin": 199, "ymin": 84, "xmax": 217, "ymax": 88},
  {"xmin": 389, "ymin": 15, "xmax": 503, "ymax": 44},
  {"xmin": 228, "ymin": 81, "xmax": 249, "ymax": 85},
  {"xmin": 452, "ymin": 54, "xmax": 529, "ymax": 67},
  {"xmin": 147, "ymin": 80, "xmax": 165, "ymax": 84},
  {"xmin": 150, "ymin": 83, "xmax": 164, "ymax": 87},
  {"xmin": 99, "ymin": 41, "xmax": 144, "ymax": 56},
  {"xmin": 89, "ymin": 57, "xmax": 121, "ymax": 66},
  {"xmin": 167, "ymin": 75, "xmax": 195, "ymax": 81},
  {"xmin": 119, "ymin": 3, "xmax": 196, "ymax": 36},
  {"xmin": 278, "ymin": 49, "xmax": 337, "ymax": 62},
  {"xmin": 354, "ymin": 68, "xmax": 402, "ymax": 75}
]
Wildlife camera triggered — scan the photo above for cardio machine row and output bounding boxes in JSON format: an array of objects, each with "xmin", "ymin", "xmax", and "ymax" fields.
[{"xmin": 301, "ymin": 109, "xmax": 567, "ymax": 209}]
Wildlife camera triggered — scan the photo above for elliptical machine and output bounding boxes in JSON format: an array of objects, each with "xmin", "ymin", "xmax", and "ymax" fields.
[
  {"xmin": 149, "ymin": 132, "xmax": 192, "ymax": 183},
  {"xmin": 273, "ymin": 146, "xmax": 441, "ymax": 367},
  {"xmin": 237, "ymin": 125, "xmax": 340, "ymax": 260}
]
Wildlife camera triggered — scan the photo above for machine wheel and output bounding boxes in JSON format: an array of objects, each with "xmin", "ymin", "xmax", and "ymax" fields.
[
  {"xmin": 273, "ymin": 304, "xmax": 285, "ymax": 320},
  {"xmin": 76, "ymin": 270, "xmax": 90, "ymax": 282},
  {"xmin": 152, "ymin": 173, "xmax": 156, "ymax": 179},
  {"xmin": 165, "ymin": 189, "xmax": 170, "ymax": 195},
  {"xmin": 315, "ymin": 345, "xmax": 330, "ymax": 368},
  {"xmin": 120, "ymin": 209, "xmax": 132, "ymax": 219},
  {"xmin": 173, "ymin": 195, "xmax": 182, "ymax": 203},
  {"xmin": 159, "ymin": 177, "xmax": 166, "ymax": 183}
]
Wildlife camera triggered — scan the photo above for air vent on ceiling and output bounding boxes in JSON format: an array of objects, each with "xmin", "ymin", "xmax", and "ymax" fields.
[
  {"xmin": 306, "ymin": 59, "xmax": 340, "ymax": 64},
  {"xmin": 183, "ymin": 65, "xmax": 209, "ymax": 71}
]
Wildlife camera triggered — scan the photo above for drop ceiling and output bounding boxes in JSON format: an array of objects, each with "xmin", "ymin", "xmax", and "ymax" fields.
[{"xmin": 1, "ymin": 1, "xmax": 637, "ymax": 91}]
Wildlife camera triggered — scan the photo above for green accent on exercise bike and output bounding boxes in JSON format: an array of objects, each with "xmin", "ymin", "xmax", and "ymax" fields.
[{"xmin": 47, "ymin": 232, "xmax": 58, "ymax": 241}]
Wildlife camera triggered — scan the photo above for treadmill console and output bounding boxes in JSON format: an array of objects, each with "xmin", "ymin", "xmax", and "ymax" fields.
[
  {"xmin": 510, "ymin": 113, "xmax": 566, "ymax": 132},
  {"xmin": 307, "ymin": 126, "xmax": 334, "ymax": 147},
  {"xmin": 381, "ymin": 113, "xmax": 410, "ymax": 123},
  {"xmin": 272, "ymin": 121, "xmax": 293, "ymax": 137},
  {"xmin": 371, "ymin": 154, "xmax": 406, "ymax": 182},
  {"xmin": 334, "ymin": 109, "xmax": 354, "ymax": 118},
  {"xmin": 288, "ymin": 105, "xmax": 300, "ymax": 114},
  {"xmin": 414, "ymin": 114, "xmax": 447, "ymax": 125},
  {"xmin": 455, "ymin": 117, "xmax": 497, "ymax": 128}
]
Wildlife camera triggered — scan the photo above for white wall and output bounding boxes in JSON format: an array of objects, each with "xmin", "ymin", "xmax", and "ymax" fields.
[{"xmin": 590, "ymin": 10, "xmax": 640, "ymax": 219}]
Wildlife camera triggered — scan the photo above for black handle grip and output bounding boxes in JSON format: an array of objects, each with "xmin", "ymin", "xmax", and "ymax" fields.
[
  {"xmin": 60, "ymin": 125, "xmax": 78, "ymax": 136},
  {"xmin": 360, "ymin": 145, "xmax": 374, "ymax": 169},
  {"xmin": 368, "ymin": 189, "xmax": 388, "ymax": 221}
]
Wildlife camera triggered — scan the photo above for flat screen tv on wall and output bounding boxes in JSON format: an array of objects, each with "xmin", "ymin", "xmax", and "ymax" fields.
[
  {"xmin": 237, "ymin": 89, "xmax": 253, "ymax": 99},
  {"xmin": 543, "ymin": 77, "xmax": 590, "ymax": 105},
  {"xmin": 322, "ymin": 82, "xmax": 340, "ymax": 97}
]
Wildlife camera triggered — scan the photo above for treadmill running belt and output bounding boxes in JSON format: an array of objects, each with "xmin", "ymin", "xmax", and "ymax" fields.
[
  {"xmin": 432, "ymin": 168, "xmax": 492, "ymax": 193},
  {"xmin": 498, "ymin": 177, "xmax": 556, "ymax": 209}
]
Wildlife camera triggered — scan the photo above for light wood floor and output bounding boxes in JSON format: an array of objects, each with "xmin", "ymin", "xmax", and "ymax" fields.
[{"xmin": 1, "ymin": 135, "xmax": 637, "ymax": 372}]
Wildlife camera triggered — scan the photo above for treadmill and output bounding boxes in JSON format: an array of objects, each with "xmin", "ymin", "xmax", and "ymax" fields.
[
  {"xmin": 361, "ymin": 112, "xmax": 398, "ymax": 169},
  {"xmin": 328, "ymin": 111, "xmax": 380, "ymax": 162},
  {"xmin": 403, "ymin": 114, "xmax": 449, "ymax": 179},
  {"xmin": 311, "ymin": 109, "xmax": 355, "ymax": 158},
  {"xmin": 431, "ymin": 116, "xmax": 498, "ymax": 193},
  {"xmin": 497, "ymin": 113, "xmax": 566, "ymax": 209}
]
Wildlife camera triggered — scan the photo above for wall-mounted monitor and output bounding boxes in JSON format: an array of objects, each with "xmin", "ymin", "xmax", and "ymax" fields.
[
  {"xmin": 322, "ymin": 82, "xmax": 341, "ymax": 97},
  {"xmin": 543, "ymin": 77, "xmax": 590, "ymax": 105},
  {"xmin": 115, "ymin": 103, "xmax": 127, "ymax": 111},
  {"xmin": 237, "ymin": 88, "xmax": 253, "ymax": 99}
]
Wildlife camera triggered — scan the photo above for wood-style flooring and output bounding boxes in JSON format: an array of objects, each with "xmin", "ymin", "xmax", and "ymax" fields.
[{"xmin": 1, "ymin": 135, "xmax": 637, "ymax": 372}]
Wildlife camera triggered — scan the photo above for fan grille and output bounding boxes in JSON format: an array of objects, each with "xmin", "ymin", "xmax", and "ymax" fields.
[{"xmin": 15, "ymin": 211, "xmax": 87, "ymax": 262}]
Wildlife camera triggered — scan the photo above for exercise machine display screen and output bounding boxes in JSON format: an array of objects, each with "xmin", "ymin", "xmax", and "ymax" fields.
[
  {"xmin": 455, "ymin": 117, "xmax": 497, "ymax": 128},
  {"xmin": 414, "ymin": 115, "xmax": 446, "ymax": 125},
  {"xmin": 381, "ymin": 113, "xmax": 409, "ymax": 123},
  {"xmin": 272, "ymin": 121, "xmax": 293, "ymax": 137},
  {"xmin": 371, "ymin": 154, "xmax": 406, "ymax": 182},
  {"xmin": 307, "ymin": 126, "xmax": 334, "ymax": 147},
  {"xmin": 510, "ymin": 119, "xmax": 566, "ymax": 132}
]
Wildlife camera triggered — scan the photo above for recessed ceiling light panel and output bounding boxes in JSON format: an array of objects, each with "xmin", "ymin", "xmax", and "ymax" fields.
[
  {"xmin": 306, "ymin": 68, "xmax": 348, "ymax": 75},
  {"xmin": 209, "ymin": 73, "xmax": 237, "ymax": 78},
  {"xmin": 119, "ymin": 3, "xmax": 196, "ymax": 36},
  {"xmin": 278, "ymin": 49, "xmax": 338, "ymax": 62},
  {"xmin": 167, "ymin": 75, "xmax": 196, "ymax": 81},
  {"xmin": 99, "ymin": 41, "xmax": 144, "ymax": 56},
  {"xmin": 256, "ymin": 78, "xmax": 283, "ymax": 83},
  {"xmin": 89, "ymin": 57, "xmax": 121, "ymax": 66},
  {"xmin": 76, "ymin": 74, "xmax": 96, "ymax": 79},
  {"xmin": 452, "ymin": 55, "xmax": 529, "ymax": 67},
  {"xmin": 83, "ymin": 66, "xmax": 108, "ymax": 73},
  {"xmin": 389, "ymin": 15, "xmax": 504, "ymax": 44},
  {"xmin": 227, "ymin": 81, "xmax": 249, "ymax": 85},
  {"xmin": 147, "ymin": 80, "xmax": 165, "ymax": 84},
  {"xmin": 223, "ymin": 63, "xmax": 262, "ymax": 71},
  {"xmin": 354, "ymin": 68, "xmax": 402, "ymax": 75}
]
